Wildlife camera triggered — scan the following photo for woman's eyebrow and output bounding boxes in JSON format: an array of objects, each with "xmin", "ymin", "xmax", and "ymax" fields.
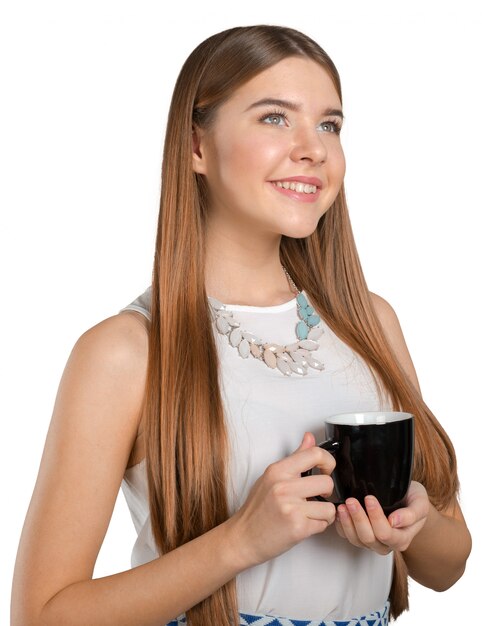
[{"xmin": 245, "ymin": 97, "xmax": 344, "ymax": 120}]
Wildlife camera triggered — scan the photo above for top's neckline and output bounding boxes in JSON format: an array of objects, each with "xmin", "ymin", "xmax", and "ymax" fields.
[{"xmin": 207, "ymin": 295, "xmax": 298, "ymax": 314}]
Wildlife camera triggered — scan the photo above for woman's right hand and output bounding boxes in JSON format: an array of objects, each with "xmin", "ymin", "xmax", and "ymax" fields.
[{"xmin": 228, "ymin": 432, "xmax": 336, "ymax": 568}]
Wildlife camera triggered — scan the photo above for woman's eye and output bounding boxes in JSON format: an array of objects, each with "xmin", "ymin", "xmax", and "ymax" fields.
[
  {"xmin": 319, "ymin": 120, "xmax": 341, "ymax": 134},
  {"xmin": 260, "ymin": 113, "xmax": 287, "ymax": 126}
]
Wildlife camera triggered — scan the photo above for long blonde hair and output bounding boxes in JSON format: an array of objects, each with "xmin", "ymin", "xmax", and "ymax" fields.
[{"xmin": 143, "ymin": 25, "xmax": 458, "ymax": 623}]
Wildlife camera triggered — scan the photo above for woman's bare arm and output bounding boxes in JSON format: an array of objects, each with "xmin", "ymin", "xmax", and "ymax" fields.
[
  {"xmin": 11, "ymin": 312, "xmax": 337, "ymax": 626},
  {"xmin": 370, "ymin": 293, "xmax": 472, "ymax": 590},
  {"xmin": 10, "ymin": 314, "xmax": 245, "ymax": 626}
]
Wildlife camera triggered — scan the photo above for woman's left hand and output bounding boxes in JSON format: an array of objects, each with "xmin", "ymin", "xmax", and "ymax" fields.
[{"xmin": 335, "ymin": 481, "xmax": 430, "ymax": 555}]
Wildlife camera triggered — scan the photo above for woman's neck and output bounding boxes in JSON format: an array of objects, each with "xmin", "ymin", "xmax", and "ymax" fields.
[{"xmin": 203, "ymin": 227, "xmax": 296, "ymax": 307}]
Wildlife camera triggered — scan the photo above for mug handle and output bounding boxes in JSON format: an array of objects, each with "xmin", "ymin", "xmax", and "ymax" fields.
[{"xmin": 301, "ymin": 439, "xmax": 340, "ymax": 503}]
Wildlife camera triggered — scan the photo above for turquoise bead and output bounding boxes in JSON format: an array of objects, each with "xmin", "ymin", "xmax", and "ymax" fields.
[
  {"xmin": 299, "ymin": 308, "xmax": 309, "ymax": 321},
  {"xmin": 306, "ymin": 305, "xmax": 314, "ymax": 316},
  {"xmin": 307, "ymin": 314, "xmax": 321, "ymax": 327},
  {"xmin": 296, "ymin": 320, "xmax": 309, "ymax": 340},
  {"xmin": 296, "ymin": 293, "xmax": 308, "ymax": 308}
]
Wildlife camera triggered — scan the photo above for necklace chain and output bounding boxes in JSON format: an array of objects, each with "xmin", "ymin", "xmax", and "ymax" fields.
[
  {"xmin": 281, "ymin": 265, "xmax": 300, "ymax": 295},
  {"xmin": 207, "ymin": 266, "xmax": 324, "ymax": 377}
]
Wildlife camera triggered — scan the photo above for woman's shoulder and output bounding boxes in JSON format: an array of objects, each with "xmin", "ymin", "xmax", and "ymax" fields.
[
  {"xmin": 369, "ymin": 292, "xmax": 399, "ymax": 330},
  {"xmin": 66, "ymin": 312, "xmax": 149, "ymax": 426},
  {"xmin": 369, "ymin": 292, "xmax": 421, "ymax": 392},
  {"xmin": 76, "ymin": 310, "xmax": 149, "ymax": 366},
  {"xmin": 369, "ymin": 292, "xmax": 410, "ymax": 351},
  {"xmin": 49, "ymin": 312, "xmax": 149, "ymax": 469}
]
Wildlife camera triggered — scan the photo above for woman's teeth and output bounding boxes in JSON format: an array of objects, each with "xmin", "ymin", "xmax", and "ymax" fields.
[{"xmin": 274, "ymin": 181, "xmax": 317, "ymax": 194}]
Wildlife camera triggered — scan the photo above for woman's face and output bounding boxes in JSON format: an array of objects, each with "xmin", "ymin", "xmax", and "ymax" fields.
[{"xmin": 193, "ymin": 56, "xmax": 346, "ymax": 240}]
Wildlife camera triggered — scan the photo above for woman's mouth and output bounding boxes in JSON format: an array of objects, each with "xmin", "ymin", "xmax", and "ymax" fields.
[
  {"xmin": 273, "ymin": 180, "xmax": 318, "ymax": 194},
  {"xmin": 270, "ymin": 178, "xmax": 322, "ymax": 202}
]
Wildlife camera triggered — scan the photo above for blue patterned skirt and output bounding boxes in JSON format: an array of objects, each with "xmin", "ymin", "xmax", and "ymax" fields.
[{"xmin": 166, "ymin": 601, "xmax": 390, "ymax": 626}]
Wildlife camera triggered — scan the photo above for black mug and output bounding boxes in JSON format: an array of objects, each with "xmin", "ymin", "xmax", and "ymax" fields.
[{"xmin": 303, "ymin": 411, "xmax": 414, "ymax": 514}]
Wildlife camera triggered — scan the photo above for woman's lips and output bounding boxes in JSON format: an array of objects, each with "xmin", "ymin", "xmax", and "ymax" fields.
[
  {"xmin": 270, "ymin": 181, "xmax": 321, "ymax": 203},
  {"xmin": 274, "ymin": 176, "xmax": 323, "ymax": 187}
]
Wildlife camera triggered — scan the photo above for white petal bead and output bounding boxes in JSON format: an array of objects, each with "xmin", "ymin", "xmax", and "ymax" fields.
[
  {"xmin": 216, "ymin": 316, "xmax": 230, "ymax": 334},
  {"xmin": 250, "ymin": 343, "xmax": 262, "ymax": 358},
  {"xmin": 308, "ymin": 326, "xmax": 324, "ymax": 340},
  {"xmin": 289, "ymin": 361, "xmax": 305, "ymax": 375},
  {"xmin": 219, "ymin": 311, "xmax": 239, "ymax": 327},
  {"xmin": 264, "ymin": 343, "xmax": 279, "ymax": 353},
  {"xmin": 285, "ymin": 342, "xmax": 301, "ymax": 352},
  {"xmin": 242, "ymin": 332, "xmax": 262, "ymax": 344},
  {"xmin": 263, "ymin": 349, "xmax": 277, "ymax": 368},
  {"xmin": 298, "ymin": 340, "xmax": 318, "ymax": 350},
  {"xmin": 306, "ymin": 355, "xmax": 324, "ymax": 370},
  {"xmin": 229, "ymin": 327, "xmax": 243, "ymax": 347},
  {"xmin": 238, "ymin": 338, "xmax": 250, "ymax": 358},
  {"xmin": 209, "ymin": 297, "xmax": 224, "ymax": 310},
  {"xmin": 276, "ymin": 357, "xmax": 291, "ymax": 375},
  {"xmin": 291, "ymin": 351, "xmax": 307, "ymax": 364},
  {"xmin": 278, "ymin": 352, "xmax": 293, "ymax": 362}
]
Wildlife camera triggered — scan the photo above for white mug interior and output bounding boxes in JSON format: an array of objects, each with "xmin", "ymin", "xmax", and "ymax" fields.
[{"xmin": 326, "ymin": 411, "xmax": 413, "ymax": 426}]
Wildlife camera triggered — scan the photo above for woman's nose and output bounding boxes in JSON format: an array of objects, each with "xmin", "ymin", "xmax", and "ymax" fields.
[{"xmin": 290, "ymin": 128, "xmax": 328, "ymax": 164}]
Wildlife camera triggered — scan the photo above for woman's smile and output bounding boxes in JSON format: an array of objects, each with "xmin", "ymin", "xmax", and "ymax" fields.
[{"xmin": 269, "ymin": 176, "xmax": 322, "ymax": 203}]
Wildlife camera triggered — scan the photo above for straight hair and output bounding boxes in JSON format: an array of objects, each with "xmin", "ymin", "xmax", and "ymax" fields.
[{"xmin": 143, "ymin": 25, "xmax": 458, "ymax": 624}]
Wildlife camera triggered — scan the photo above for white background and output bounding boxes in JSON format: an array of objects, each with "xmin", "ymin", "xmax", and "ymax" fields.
[{"xmin": 1, "ymin": 0, "xmax": 480, "ymax": 623}]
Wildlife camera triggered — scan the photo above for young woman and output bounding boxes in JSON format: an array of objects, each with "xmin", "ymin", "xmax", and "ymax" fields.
[{"xmin": 11, "ymin": 25, "xmax": 471, "ymax": 626}]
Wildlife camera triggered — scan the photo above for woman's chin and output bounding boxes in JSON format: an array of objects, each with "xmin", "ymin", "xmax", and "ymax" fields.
[{"xmin": 280, "ymin": 221, "xmax": 321, "ymax": 240}]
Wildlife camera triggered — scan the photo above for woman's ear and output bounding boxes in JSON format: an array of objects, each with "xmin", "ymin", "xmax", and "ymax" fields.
[{"xmin": 192, "ymin": 125, "xmax": 207, "ymax": 174}]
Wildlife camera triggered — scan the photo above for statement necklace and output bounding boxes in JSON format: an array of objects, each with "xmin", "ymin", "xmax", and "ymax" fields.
[{"xmin": 207, "ymin": 267, "xmax": 324, "ymax": 376}]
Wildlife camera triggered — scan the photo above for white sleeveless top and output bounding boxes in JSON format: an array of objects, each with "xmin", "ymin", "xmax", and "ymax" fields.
[{"xmin": 119, "ymin": 287, "xmax": 393, "ymax": 620}]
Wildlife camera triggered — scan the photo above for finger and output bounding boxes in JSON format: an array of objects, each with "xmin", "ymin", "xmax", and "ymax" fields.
[
  {"xmin": 335, "ymin": 507, "xmax": 348, "ymax": 538},
  {"xmin": 292, "ymin": 474, "xmax": 334, "ymax": 500},
  {"xmin": 388, "ymin": 505, "xmax": 418, "ymax": 530},
  {"xmin": 278, "ymin": 444, "xmax": 336, "ymax": 477},
  {"xmin": 366, "ymin": 496, "xmax": 427, "ymax": 552},
  {"xmin": 303, "ymin": 499, "xmax": 336, "ymax": 521},
  {"xmin": 387, "ymin": 482, "xmax": 430, "ymax": 532},
  {"xmin": 336, "ymin": 504, "xmax": 365, "ymax": 549},
  {"xmin": 344, "ymin": 499, "xmax": 391, "ymax": 555},
  {"xmin": 305, "ymin": 517, "xmax": 334, "ymax": 536},
  {"xmin": 364, "ymin": 496, "xmax": 397, "ymax": 544},
  {"xmin": 345, "ymin": 499, "xmax": 378, "ymax": 544},
  {"xmin": 334, "ymin": 516, "xmax": 347, "ymax": 539},
  {"xmin": 294, "ymin": 431, "xmax": 316, "ymax": 453}
]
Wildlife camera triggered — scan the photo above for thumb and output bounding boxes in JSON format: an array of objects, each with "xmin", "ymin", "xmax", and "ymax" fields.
[{"xmin": 296, "ymin": 431, "xmax": 316, "ymax": 452}]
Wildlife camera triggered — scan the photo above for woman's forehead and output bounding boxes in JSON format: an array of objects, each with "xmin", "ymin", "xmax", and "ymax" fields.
[{"xmin": 224, "ymin": 57, "xmax": 342, "ymax": 112}]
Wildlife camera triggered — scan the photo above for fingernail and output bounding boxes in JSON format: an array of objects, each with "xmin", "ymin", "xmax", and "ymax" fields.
[
  {"xmin": 365, "ymin": 496, "xmax": 377, "ymax": 510},
  {"xmin": 346, "ymin": 500, "xmax": 358, "ymax": 513},
  {"xmin": 390, "ymin": 513, "xmax": 401, "ymax": 528}
]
